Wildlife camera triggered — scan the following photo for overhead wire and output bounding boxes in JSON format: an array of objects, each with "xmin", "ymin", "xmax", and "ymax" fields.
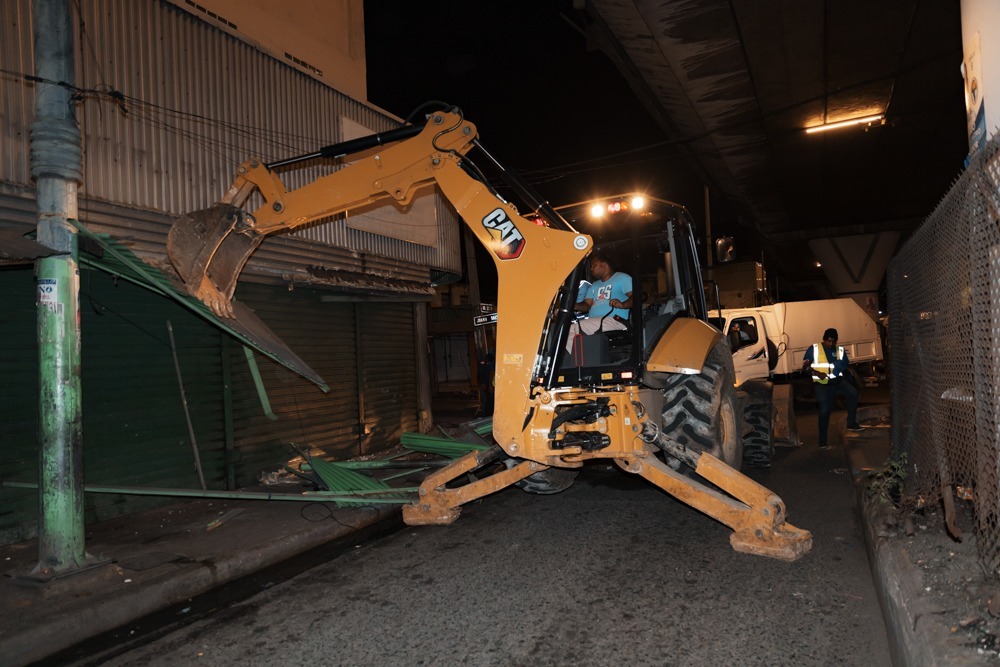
[
  {"xmin": 0, "ymin": 62, "xmax": 736, "ymax": 192},
  {"xmin": 1, "ymin": 66, "xmax": 339, "ymax": 163}
]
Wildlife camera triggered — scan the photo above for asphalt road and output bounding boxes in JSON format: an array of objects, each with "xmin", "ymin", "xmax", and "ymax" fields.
[{"xmin": 96, "ymin": 437, "xmax": 891, "ymax": 667}]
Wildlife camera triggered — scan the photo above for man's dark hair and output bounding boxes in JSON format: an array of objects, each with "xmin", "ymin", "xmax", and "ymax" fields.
[
  {"xmin": 590, "ymin": 250, "xmax": 616, "ymax": 270},
  {"xmin": 823, "ymin": 327, "xmax": 839, "ymax": 340}
]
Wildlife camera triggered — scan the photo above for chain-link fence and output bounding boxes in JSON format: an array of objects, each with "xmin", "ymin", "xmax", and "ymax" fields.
[{"xmin": 888, "ymin": 132, "xmax": 1000, "ymax": 576}]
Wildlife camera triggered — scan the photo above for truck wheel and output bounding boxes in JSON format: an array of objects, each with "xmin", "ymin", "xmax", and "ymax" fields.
[
  {"xmin": 742, "ymin": 401, "xmax": 773, "ymax": 468},
  {"xmin": 659, "ymin": 342, "xmax": 743, "ymax": 470},
  {"xmin": 504, "ymin": 459, "xmax": 579, "ymax": 494}
]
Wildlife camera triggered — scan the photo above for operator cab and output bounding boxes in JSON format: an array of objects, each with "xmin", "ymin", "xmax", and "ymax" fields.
[{"xmin": 547, "ymin": 195, "xmax": 707, "ymax": 388}]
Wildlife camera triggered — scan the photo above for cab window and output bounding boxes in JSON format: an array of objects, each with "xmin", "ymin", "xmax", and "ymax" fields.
[{"xmin": 728, "ymin": 317, "xmax": 759, "ymax": 348}]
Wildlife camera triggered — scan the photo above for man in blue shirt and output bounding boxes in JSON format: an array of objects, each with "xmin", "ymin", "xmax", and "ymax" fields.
[
  {"xmin": 566, "ymin": 251, "xmax": 632, "ymax": 353},
  {"xmin": 802, "ymin": 327, "xmax": 864, "ymax": 448}
]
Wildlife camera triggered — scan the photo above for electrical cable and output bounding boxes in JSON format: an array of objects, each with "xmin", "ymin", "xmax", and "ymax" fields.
[{"xmin": 299, "ymin": 502, "xmax": 380, "ymax": 529}]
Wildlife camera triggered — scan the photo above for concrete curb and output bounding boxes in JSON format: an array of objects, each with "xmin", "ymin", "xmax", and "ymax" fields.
[
  {"xmin": 0, "ymin": 503, "xmax": 399, "ymax": 666},
  {"xmin": 848, "ymin": 404, "xmax": 980, "ymax": 667}
]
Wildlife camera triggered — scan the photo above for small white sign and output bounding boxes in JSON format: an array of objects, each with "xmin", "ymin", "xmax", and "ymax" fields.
[
  {"xmin": 473, "ymin": 313, "xmax": 498, "ymax": 327},
  {"xmin": 38, "ymin": 278, "xmax": 62, "ymax": 314},
  {"xmin": 38, "ymin": 278, "xmax": 57, "ymax": 304}
]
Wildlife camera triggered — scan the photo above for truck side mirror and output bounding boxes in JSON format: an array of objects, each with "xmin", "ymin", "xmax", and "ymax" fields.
[{"xmin": 715, "ymin": 237, "xmax": 736, "ymax": 263}]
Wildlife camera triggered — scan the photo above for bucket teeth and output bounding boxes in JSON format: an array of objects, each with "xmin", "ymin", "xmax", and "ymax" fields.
[{"xmin": 166, "ymin": 203, "xmax": 264, "ymax": 317}]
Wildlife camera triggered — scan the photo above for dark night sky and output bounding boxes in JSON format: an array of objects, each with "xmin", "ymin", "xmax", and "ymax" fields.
[{"xmin": 362, "ymin": 1, "xmax": 734, "ymax": 231}]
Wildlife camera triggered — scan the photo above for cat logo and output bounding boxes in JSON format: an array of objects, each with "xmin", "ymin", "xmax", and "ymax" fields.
[{"xmin": 482, "ymin": 208, "xmax": 525, "ymax": 260}]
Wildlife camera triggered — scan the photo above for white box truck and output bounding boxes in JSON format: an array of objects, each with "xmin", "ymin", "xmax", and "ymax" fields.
[{"xmin": 711, "ymin": 299, "xmax": 884, "ymax": 466}]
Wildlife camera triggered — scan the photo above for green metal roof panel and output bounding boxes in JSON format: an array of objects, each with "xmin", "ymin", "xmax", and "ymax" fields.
[
  {"xmin": 70, "ymin": 220, "xmax": 329, "ymax": 392},
  {"xmin": 400, "ymin": 432, "xmax": 489, "ymax": 458},
  {"xmin": 305, "ymin": 456, "xmax": 412, "ymax": 508}
]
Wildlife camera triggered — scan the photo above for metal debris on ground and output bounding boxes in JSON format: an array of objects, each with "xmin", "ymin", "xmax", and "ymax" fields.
[
  {"xmin": 303, "ymin": 456, "xmax": 415, "ymax": 508},
  {"xmin": 254, "ymin": 419, "xmax": 496, "ymax": 507},
  {"xmin": 400, "ymin": 431, "xmax": 490, "ymax": 458},
  {"xmin": 206, "ymin": 508, "xmax": 245, "ymax": 531},
  {"xmin": 259, "ymin": 468, "xmax": 303, "ymax": 485}
]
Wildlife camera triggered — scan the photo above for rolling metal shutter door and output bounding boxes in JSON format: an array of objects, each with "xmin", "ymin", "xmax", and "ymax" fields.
[
  {"xmin": 229, "ymin": 284, "xmax": 360, "ymax": 480},
  {"xmin": 358, "ymin": 303, "xmax": 418, "ymax": 455},
  {"xmin": 0, "ymin": 267, "xmax": 227, "ymax": 542},
  {"xmin": 79, "ymin": 270, "xmax": 227, "ymax": 492},
  {"xmin": 227, "ymin": 292, "xmax": 419, "ymax": 470},
  {"xmin": 0, "ymin": 269, "xmax": 45, "ymax": 543}
]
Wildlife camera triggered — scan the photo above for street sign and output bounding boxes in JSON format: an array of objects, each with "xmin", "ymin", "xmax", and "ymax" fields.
[
  {"xmin": 478, "ymin": 303, "xmax": 496, "ymax": 314},
  {"xmin": 473, "ymin": 313, "xmax": 498, "ymax": 327}
]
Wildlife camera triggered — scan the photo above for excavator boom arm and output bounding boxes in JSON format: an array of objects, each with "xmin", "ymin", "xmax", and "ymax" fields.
[
  {"xmin": 167, "ymin": 109, "xmax": 593, "ymax": 451},
  {"xmin": 168, "ymin": 111, "xmax": 480, "ymax": 316}
]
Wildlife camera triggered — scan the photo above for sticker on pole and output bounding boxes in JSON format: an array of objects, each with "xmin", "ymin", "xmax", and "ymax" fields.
[
  {"xmin": 474, "ymin": 313, "xmax": 498, "ymax": 327},
  {"xmin": 38, "ymin": 278, "xmax": 61, "ymax": 314}
]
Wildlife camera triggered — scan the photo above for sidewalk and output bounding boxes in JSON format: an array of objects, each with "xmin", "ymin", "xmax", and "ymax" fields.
[
  {"xmin": 1, "ymin": 395, "xmax": 484, "ymax": 666},
  {"xmin": 0, "ymin": 485, "xmax": 404, "ymax": 666}
]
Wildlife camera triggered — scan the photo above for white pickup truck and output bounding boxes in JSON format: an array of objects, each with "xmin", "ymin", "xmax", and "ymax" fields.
[{"xmin": 710, "ymin": 298, "xmax": 884, "ymax": 466}]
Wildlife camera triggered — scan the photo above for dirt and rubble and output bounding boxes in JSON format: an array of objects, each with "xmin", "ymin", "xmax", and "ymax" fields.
[{"xmin": 866, "ymin": 482, "xmax": 1000, "ymax": 663}]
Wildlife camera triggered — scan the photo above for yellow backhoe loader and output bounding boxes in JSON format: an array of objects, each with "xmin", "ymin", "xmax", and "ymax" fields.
[{"xmin": 166, "ymin": 105, "xmax": 811, "ymax": 561}]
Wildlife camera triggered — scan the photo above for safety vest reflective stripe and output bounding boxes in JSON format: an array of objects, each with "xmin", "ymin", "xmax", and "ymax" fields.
[{"xmin": 811, "ymin": 343, "xmax": 845, "ymax": 384}]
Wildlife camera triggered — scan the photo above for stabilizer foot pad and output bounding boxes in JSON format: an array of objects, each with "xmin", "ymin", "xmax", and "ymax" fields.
[
  {"xmin": 730, "ymin": 523, "xmax": 813, "ymax": 562},
  {"xmin": 402, "ymin": 502, "xmax": 461, "ymax": 525}
]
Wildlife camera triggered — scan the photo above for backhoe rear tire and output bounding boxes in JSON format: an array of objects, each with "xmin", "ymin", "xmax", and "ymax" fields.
[
  {"xmin": 659, "ymin": 342, "xmax": 743, "ymax": 470},
  {"xmin": 505, "ymin": 459, "xmax": 579, "ymax": 494},
  {"xmin": 742, "ymin": 401, "xmax": 773, "ymax": 468}
]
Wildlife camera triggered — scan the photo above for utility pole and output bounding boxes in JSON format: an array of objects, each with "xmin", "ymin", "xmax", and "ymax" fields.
[{"xmin": 31, "ymin": 0, "xmax": 86, "ymax": 576}]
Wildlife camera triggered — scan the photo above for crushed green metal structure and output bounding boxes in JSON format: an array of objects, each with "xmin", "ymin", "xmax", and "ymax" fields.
[
  {"xmin": 70, "ymin": 221, "xmax": 329, "ymax": 391},
  {"xmin": 3, "ymin": 420, "xmax": 497, "ymax": 509}
]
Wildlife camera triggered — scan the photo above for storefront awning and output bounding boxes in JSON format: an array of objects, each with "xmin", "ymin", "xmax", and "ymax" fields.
[{"xmin": 70, "ymin": 220, "xmax": 328, "ymax": 392}]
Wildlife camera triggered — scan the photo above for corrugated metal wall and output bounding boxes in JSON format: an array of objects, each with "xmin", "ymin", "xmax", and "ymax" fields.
[
  {"xmin": 0, "ymin": 0, "xmax": 462, "ymax": 278},
  {"xmin": 0, "ymin": 2, "xmax": 33, "ymax": 184}
]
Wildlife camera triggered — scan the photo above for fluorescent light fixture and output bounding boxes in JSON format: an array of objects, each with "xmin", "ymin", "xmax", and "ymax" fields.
[{"xmin": 806, "ymin": 114, "xmax": 884, "ymax": 134}]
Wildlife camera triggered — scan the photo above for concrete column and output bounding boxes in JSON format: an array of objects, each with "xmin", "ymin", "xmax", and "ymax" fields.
[
  {"xmin": 959, "ymin": 0, "xmax": 1000, "ymax": 155},
  {"xmin": 809, "ymin": 232, "xmax": 899, "ymax": 320},
  {"xmin": 31, "ymin": 0, "xmax": 85, "ymax": 575}
]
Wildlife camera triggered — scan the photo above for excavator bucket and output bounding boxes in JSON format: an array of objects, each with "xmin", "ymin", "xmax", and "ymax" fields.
[{"xmin": 166, "ymin": 203, "xmax": 265, "ymax": 317}]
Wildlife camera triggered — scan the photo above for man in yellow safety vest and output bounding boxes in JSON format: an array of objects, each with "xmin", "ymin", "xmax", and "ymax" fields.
[{"xmin": 802, "ymin": 327, "xmax": 865, "ymax": 448}]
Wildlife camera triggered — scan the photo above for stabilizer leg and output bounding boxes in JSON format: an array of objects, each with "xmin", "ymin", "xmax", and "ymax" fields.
[
  {"xmin": 402, "ymin": 445, "xmax": 544, "ymax": 525},
  {"xmin": 617, "ymin": 450, "xmax": 812, "ymax": 561}
]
